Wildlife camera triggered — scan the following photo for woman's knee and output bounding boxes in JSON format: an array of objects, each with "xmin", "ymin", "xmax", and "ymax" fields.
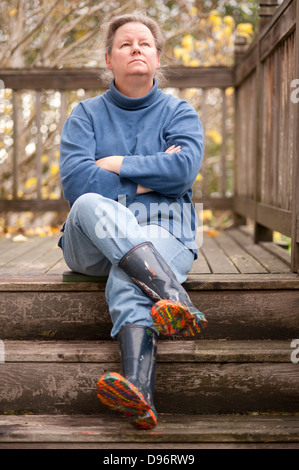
[
  {"xmin": 70, "ymin": 193, "xmax": 112, "ymax": 227},
  {"xmin": 72, "ymin": 193, "xmax": 104, "ymax": 212}
]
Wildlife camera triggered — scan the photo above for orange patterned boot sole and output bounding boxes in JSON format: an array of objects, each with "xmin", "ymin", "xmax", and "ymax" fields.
[
  {"xmin": 151, "ymin": 299, "xmax": 207, "ymax": 337},
  {"xmin": 97, "ymin": 372, "xmax": 157, "ymax": 430}
]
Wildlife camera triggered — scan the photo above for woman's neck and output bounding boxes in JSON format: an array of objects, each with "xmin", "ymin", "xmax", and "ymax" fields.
[{"xmin": 114, "ymin": 77, "xmax": 154, "ymax": 98}]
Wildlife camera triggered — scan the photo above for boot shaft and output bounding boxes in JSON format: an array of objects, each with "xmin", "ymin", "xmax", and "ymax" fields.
[
  {"xmin": 119, "ymin": 242, "xmax": 191, "ymax": 305},
  {"xmin": 118, "ymin": 325, "xmax": 157, "ymax": 406}
]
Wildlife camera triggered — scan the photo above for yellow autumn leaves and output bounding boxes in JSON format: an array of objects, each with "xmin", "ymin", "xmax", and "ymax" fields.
[
  {"xmin": 23, "ymin": 152, "xmax": 60, "ymax": 199},
  {"xmin": 8, "ymin": 8, "xmax": 18, "ymax": 16},
  {"xmin": 174, "ymin": 9, "xmax": 254, "ymax": 67},
  {"xmin": 206, "ymin": 129, "xmax": 222, "ymax": 146}
]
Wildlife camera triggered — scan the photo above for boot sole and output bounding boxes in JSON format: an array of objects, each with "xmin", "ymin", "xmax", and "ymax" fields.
[
  {"xmin": 97, "ymin": 372, "xmax": 157, "ymax": 430},
  {"xmin": 151, "ymin": 299, "xmax": 207, "ymax": 336}
]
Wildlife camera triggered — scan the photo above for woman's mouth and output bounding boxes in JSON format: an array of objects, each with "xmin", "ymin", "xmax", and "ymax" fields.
[{"xmin": 129, "ymin": 59, "xmax": 145, "ymax": 63}]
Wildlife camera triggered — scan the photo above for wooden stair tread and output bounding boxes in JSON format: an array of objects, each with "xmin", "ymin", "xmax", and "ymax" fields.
[
  {"xmin": 1, "ymin": 340, "xmax": 298, "ymax": 416},
  {"xmin": 1, "ymin": 272, "xmax": 299, "ymax": 290},
  {"xmin": 2, "ymin": 339, "xmax": 296, "ymax": 363},
  {"xmin": 0, "ymin": 414, "xmax": 298, "ymax": 445}
]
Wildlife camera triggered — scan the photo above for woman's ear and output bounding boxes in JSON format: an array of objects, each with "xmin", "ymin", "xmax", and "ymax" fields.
[
  {"xmin": 156, "ymin": 54, "xmax": 161, "ymax": 70},
  {"xmin": 105, "ymin": 53, "xmax": 113, "ymax": 70}
]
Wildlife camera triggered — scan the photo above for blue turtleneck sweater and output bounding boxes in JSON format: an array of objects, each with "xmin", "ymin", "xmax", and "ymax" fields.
[{"xmin": 59, "ymin": 79, "xmax": 204, "ymax": 256}]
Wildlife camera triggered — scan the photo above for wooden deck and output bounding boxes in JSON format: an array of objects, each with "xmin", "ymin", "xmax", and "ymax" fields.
[{"xmin": 0, "ymin": 226, "xmax": 298, "ymax": 288}]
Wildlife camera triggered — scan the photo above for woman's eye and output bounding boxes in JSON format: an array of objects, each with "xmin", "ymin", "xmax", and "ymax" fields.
[{"xmin": 121, "ymin": 43, "xmax": 130, "ymax": 47}]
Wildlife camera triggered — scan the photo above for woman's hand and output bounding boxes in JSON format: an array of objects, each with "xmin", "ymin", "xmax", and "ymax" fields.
[
  {"xmin": 165, "ymin": 144, "xmax": 181, "ymax": 154},
  {"xmin": 96, "ymin": 156, "xmax": 124, "ymax": 174},
  {"xmin": 136, "ymin": 184, "xmax": 153, "ymax": 194}
]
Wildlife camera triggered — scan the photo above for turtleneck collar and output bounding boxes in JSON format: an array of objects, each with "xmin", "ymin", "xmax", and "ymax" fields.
[{"xmin": 107, "ymin": 79, "xmax": 160, "ymax": 110}]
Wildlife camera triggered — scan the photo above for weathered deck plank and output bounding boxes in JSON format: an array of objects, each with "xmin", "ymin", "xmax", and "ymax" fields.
[
  {"xmin": 213, "ymin": 231, "xmax": 268, "ymax": 274},
  {"xmin": 228, "ymin": 228, "xmax": 291, "ymax": 273},
  {"xmin": 0, "ymin": 227, "xmax": 295, "ymax": 283},
  {"xmin": 2, "ymin": 339, "xmax": 294, "ymax": 363},
  {"xmin": 0, "ymin": 414, "xmax": 298, "ymax": 446},
  {"xmin": 0, "ymin": 237, "xmax": 61, "ymax": 276},
  {"xmin": 200, "ymin": 233, "xmax": 239, "ymax": 274}
]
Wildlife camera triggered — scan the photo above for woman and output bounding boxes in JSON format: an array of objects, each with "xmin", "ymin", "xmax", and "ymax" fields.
[{"xmin": 59, "ymin": 12, "xmax": 207, "ymax": 430}]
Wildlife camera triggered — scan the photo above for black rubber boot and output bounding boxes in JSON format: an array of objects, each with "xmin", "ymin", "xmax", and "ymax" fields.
[
  {"xmin": 97, "ymin": 325, "xmax": 158, "ymax": 429},
  {"xmin": 118, "ymin": 242, "xmax": 207, "ymax": 336}
]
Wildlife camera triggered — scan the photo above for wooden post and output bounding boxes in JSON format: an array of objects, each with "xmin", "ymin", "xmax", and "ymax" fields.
[
  {"xmin": 253, "ymin": 33, "xmax": 272, "ymax": 243},
  {"xmin": 291, "ymin": 0, "xmax": 299, "ymax": 273},
  {"xmin": 234, "ymin": 36, "xmax": 248, "ymax": 64},
  {"xmin": 253, "ymin": 1, "xmax": 280, "ymax": 243},
  {"xmin": 233, "ymin": 35, "xmax": 248, "ymax": 227},
  {"xmin": 258, "ymin": 0, "xmax": 279, "ymax": 30}
]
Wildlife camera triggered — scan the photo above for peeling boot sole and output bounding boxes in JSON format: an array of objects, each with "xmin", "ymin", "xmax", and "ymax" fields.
[
  {"xmin": 97, "ymin": 372, "xmax": 157, "ymax": 430},
  {"xmin": 151, "ymin": 299, "xmax": 208, "ymax": 337}
]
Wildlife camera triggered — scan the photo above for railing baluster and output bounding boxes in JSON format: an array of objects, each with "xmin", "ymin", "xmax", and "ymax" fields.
[
  {"xmin": 59, "ymin": 90, "xmax": 67, "ymax": 135},
  {"xmin": 12, "ymin": 90, "xmax": 19, "ymax": 199},
  {"xmin": 35, "ymin": 90, "xmax": 42, "ymax": 200},
  {"xmin": 58, "ymin": 90, "xmax": 67, "ymax": 201},
  {"xmin": 221, "ymin": 89, "xmax": 227, "ymax": 197},
  {"xmin": 201, "ymin": 89, "xmax": 207, "ymax": 199}
]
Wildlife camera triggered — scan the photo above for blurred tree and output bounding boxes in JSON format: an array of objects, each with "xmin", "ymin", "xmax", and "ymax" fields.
[
  {"xmin": 172, "ymin": 6, "xmax": 255, "ymax": 67},
  {"xmin": 0, "ymin": 0, "xmax": 259, "ymax": 68}
]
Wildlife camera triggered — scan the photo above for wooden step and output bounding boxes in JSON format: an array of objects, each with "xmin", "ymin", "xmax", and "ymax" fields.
[
  {"xmin": 0, "ymin": 413, "xmax": 298, "ymax": 449},
  {"xmin": 1, "ymin": 228, "xmax": 298, "ymax": 341},
  {"xmin": 0, "ymin": 340, "xmax": 298, "ymax": 415},
  {"xmin": 0, "ymin": 280, "xmax": 298, "ymax": 340}
]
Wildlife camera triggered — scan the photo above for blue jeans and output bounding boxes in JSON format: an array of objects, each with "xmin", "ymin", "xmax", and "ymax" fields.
[{"xmin": 60, "ymin": 193, "xmax": 195, "ymax": 337}]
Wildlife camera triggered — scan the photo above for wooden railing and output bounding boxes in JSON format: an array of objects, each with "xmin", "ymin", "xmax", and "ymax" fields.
[
  {"xmin": 0, "ymin": 66, "xmax": 234, "ymax": 213},
  {"xmin": 234, "ymin": 0, "xmax": 299, "ymax": 272},
  {"xmin": 0, "ymin": 0, "xmax": 298, "ymax": 272}
]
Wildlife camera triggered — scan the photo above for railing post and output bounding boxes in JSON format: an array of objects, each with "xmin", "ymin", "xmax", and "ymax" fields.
[
  {"xmin": 234, "ymin": 36, "xmax": 248, "ymax": 64},
  {"xmin": 253, "ymin": 1, "xmax": 279, "ymax": 243},
  {"xmin": 292, "ymin": 0, "xmax": 299, "ymax": 273},
  {"xmin": 233, "ymin": 35, "xmax": 249, "ymax": 227},
  {"xmin": 258, "ymin": 0, "xmax": 279, "ymax": 30}
]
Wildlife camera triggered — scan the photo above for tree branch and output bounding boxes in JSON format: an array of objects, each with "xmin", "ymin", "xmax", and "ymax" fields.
[{"xmin": 1, "ymin": 0, "xmax": 61, "ymax": 65}]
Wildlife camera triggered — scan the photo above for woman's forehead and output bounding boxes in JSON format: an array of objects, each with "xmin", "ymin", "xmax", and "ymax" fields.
[{"xmin": 114, "ymin": 22, "xmax": 154, "ymax": 41}]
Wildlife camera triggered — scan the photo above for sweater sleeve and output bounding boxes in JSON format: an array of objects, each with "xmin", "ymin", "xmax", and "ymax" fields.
[
  {"xmin": 119, "ymin": 101, "xmax": 204, "ymax": 198},
  {"xmin": 59, "ymin": 105, "xmax": 137, "ymax": 206}
]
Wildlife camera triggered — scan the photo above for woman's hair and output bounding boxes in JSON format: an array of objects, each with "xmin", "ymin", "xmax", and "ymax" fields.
[
  {"xmin": 101, "ymin": 11, "xmax": 166, "ymax": 85},
  {"xmin": 104, "ymin": 11, "xmax": 165, "ymax": 56}
]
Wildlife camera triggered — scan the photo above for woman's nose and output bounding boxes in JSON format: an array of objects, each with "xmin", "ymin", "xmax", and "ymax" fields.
[{"xmin": 132, "ymin": 45, "xmax": 141, "ymax": 54}]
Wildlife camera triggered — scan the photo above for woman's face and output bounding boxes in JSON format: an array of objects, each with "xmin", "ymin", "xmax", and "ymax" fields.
[{"xmin": 105, "ymin": 22, "xmax": 161, "ymax": 86}]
